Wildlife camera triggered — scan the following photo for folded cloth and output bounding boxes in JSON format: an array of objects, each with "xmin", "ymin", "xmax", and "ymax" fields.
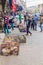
[
  {"xmin": 11, "ymin": 46, "xmax": 17, "ymax": 51},
  {"xmin": 2, "ymin": 48, "xmax": 10, "ymax": 53}
]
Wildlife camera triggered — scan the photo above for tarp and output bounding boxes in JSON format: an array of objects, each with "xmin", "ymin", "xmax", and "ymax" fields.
[
  {"xmin": 9, "ymin": 0, "xmax": 16, "ymax": 12},
  {"xmin": 16, "ymin": 5, "xmax": 23, "ymax": 11}
]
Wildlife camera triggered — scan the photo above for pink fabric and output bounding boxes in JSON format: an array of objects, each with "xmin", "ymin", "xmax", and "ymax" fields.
[{"xmin": 4, "ymin": 15, "xmax": 9, "ymax": 25}]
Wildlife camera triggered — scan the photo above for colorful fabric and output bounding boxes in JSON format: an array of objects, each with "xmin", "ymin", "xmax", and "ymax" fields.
[
  {"xmin": 19, "ymin": 15, "xmax": 22, "ymax": 22},
  {"xmin": 9, "ymin": 0, "xmax": 16, "ymax": 12},
  {"xmin": 4, "ymin": 16, "xmax": 9, "ymax": 25}
]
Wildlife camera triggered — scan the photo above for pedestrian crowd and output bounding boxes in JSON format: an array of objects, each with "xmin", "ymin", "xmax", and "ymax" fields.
[{"xmin": 0, "ymin": 11, "xmax": 43, "ymax": 35}]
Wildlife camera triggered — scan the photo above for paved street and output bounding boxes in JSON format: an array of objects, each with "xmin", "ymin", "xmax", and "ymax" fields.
[{"xmin": 0, "ymin": 28, "xmax": 43, "ymax": 65}]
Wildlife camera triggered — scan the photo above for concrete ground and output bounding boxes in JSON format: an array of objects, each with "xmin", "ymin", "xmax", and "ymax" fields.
[{"xmin": 0, "ymin": 28, "xmax": 43, "ymax": 65}]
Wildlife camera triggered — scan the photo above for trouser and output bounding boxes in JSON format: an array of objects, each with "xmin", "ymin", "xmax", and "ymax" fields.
[
  {"xmin": 26, "ymin": 26, "xmax": 31, "ymax": 35},
  {"xmin": 20, "ymin": 20, "xmax": 22, "ymax": 23},
  {"xmin": 34, "ymin": 23, "xmax": 37, "ymax": 31},
  {"xmin": 10, "ymin": 23, "xmax": 14, "ymax": 29},
  {"xmin": 40, "ymin": 23, "xmax": 43, "ymax": 31},
  {"xmin": 4, "ymin": 24, "xmax": 9, "ymax": 34},
  {"xmin": 31, "ymin": 23, "xmax": 34, "ymax": 30}
]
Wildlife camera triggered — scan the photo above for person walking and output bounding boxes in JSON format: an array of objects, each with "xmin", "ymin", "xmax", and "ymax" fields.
[
  {"xmin": 34, "ymin": 14, "xmax": 38, "ymax": 31},
  {"xmin": 4, "ymin": 13, "xmax": 9, "ymax": 34},
  {"xmin": 40, "ymin": 23, "xmax": 43, "ymax": 32},
  {"xmin": 9, "ymin": 17, "xmax": 14, "ymax": 30},
  {"xmin": 31, "ymin": 17, "xmax": 35, "ymax": 30},
  {"xmin": 26, "ymin": 15, "xmax": 32, "ymax": 35},
  {"xmin": 19, "ymin": 13, "xmax": 22, "ymax": 23}
]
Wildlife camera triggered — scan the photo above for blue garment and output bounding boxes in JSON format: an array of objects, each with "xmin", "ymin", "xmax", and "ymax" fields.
[
  {"xmin": 12, "ymin": 12, "xmax": 16, "ymax": 17},
  {"xmin": 9, "ymin": 19, "xmax": 14, "ymax": 29},
  {"xmin": 9, "ymin": 0, "xmax": 12, "ymax": 6},
  {"xmin": 33, "ymin": 15, "xmax": 38, "ymax": 30},
  {"xmin": 10, "ymin": 23, "xmax": 14, "ymax": 29},
  {"xmin": 32, "ymin": 18, "xmax": 34, "ymax": 23},
  {"xmin": 40, "ymin": 23, "xmax": 43, "ymax": 31},
  {"xmin": 34, "ymin": 24, "xmax": 37, "ymax": 31},
  {"xmin": 4, "ymin": 24, "xmax": 9, "ymax": 34},
  {"xmin": 34, "ymin": 15, "xmax": 38, "ymax": 23},
  {"xmin": 26, "ymin": 19, "xmax": 31, "ymax": 27},
  {"xmin": 9, "ymin": 19, "xmax": 12, "ymax": 23}
]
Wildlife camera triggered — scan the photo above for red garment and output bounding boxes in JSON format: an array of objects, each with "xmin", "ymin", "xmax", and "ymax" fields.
[{"xmin": 11, "ymin": 0, "xmax": 16, "ymax": 12}]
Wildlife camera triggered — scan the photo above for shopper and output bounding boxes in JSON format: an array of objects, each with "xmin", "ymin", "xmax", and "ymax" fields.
[
  {"xmin": 40, "ymin": 23, "xmax": 43, "ymax": 32},
  {"xmin": 31, "ymin": 17, "xmax": 35, "ymax": 30},
  {"xmin": 39, "ymin": 15, "xmax": 43, "ymax": 32},
  {"xmin": 19, "ymin": 13, "xmax": 22, "ymax": 23},
  {"xmin": 26, "ymin": 15, "xmax": 32, "ymax": 35},
  {"xmin": 34, "ymin": 14, "xmax": 38, "ymax": 31},
  {"xmin": 24, "ymin": 13, "xmax": 27, "ymax": 24},
  {"xmin": 9, "ymin": 17, "xmax": 14, "ymax": 30},
  {"xmin": 4, "ymin": 13, "xmax": 9, "ymax": 34}
]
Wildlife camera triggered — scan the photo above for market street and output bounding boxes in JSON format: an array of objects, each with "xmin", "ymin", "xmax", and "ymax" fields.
[{"xmin": 0, "ymin": 28, "xmax": 43, "ymax": 65}]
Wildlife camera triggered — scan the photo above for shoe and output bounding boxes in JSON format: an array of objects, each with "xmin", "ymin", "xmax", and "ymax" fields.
[
  {"xmin": 30, "ymin": 33, "xmax": 32, "ymax": 36},
  {"xmin": 26, "ymin": 34, "xmax": 28, "ymax": 36}
]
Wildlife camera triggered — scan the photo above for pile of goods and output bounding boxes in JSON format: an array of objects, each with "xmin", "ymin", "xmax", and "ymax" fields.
[
  {"xmin": 10, "ymin": 35, "xmax": 26, "ymax": 43},
  {"xmin": 0, "ymin": 36, "xmax": 20, "ymax": 56},
  {"xmin": 6, "ymin": 35, "xmax": 26, "ymax": 43},
  {"xmin": 18, "ymin": 35, "xmax": 26, "ymax": 43},
  {"xmin": 0, "ymin": 35, "xmax": 26, "ymax": 56},
  {"xmin": 19, "ymin": 24, "xmax": 26, "ymax": 32}
]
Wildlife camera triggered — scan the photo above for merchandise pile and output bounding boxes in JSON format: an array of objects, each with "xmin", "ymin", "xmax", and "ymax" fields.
[
  {"xmin": 0, "ymin": 36, "xmax": 20, "ymax": 56},
  {"xmin": 0, "ymin": 35, "xmax": 26, "ymax": 56}
]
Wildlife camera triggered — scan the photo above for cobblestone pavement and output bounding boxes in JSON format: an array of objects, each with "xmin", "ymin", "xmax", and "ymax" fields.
[{"xmin": 0, "ymin": 28, "xmax": 43, "ymax": 65}]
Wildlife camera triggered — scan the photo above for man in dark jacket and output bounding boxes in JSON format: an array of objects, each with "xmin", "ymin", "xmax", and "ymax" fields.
[
  {"xmin": 31, "ymin": 17, "xmax": 35, "ymax": 30},
  {"xmin": 9, "ymin": 18, "xmax": 14, "ymax": 30},
  {"xmin": 26, "ymin": 15, "xmax": 32, "ymax": 35}
]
